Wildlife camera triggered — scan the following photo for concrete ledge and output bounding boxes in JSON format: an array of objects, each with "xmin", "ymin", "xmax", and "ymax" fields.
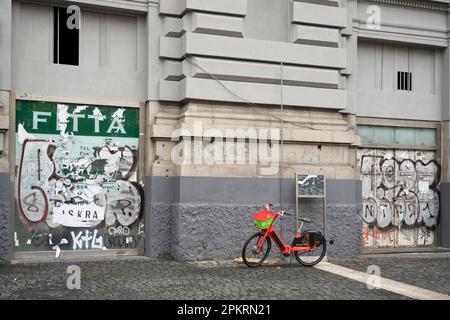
[
  {"xmin": 160, "ymin": 57, "xmax": 342, "ymax": 89},
  {"xmin": 160, "ymin": 37, "xmax": 185, "ymax": 59},
  {"xmin": 160, "ymin": 0, "xmax": 247, "ymax": 17},
  {"xmin": 163, "ymin": 13, "xmax": 244, "ymax": 38},
  {"xmin": 186, "ymin": 57, "xmax": 340, "ymax": 88},
  {"xmin": 293, "ymin": 25, "xmax": 340, "ymax": 48},
  {"xmin": 163, "ymin": 17, "xmax": 184, "ymax": 37},
  {"xmin": 159, "ymin": 78, "xmax": 347, "ymax": 109},
  {"xmin": 191, "ymin": 12, "xmax": 244, "ymax": 37},
  {"xmin": 292, "ymin": 2, "xmax": 347, "ymax": 29},
  {"xmin": 160, "ymin": 33, "xmax": 347, "ymax": 69},
  {"xmin": 163, "ymin": 60, "xmax": 184, "ymax": 81},
  {"xmin": 295, "ymin": 0, "xmax": 339, "ymax": 7},
  {"xmin": 12, "ymin": 249, "xmax": 139, "ymax": 262}
]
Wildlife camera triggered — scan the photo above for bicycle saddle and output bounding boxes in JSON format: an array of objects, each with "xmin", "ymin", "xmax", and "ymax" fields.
[{"xmin": 298, "ymin": 217, "xmax": 312, "ymax": 223}]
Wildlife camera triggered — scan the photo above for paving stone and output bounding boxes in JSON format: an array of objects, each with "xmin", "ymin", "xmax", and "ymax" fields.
[
  {"xmin": 0, "ymin": 256, "xmax": 413, "ymax": 300},
  {"xmin": 330, "ymin": 252, "xmax": 450, "ymax": 296}
]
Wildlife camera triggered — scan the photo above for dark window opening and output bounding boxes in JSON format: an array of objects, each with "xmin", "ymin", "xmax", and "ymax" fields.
[
  {"xmin": 53, "ymin": 7, "xmax": 79, "ymax": 66},
  {"xmin": 397, "ymin": 71, "xmax": 412, "ymax": 91}
]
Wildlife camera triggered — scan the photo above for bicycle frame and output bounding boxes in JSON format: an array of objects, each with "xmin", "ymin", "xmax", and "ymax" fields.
[{"xmin": 255, "ymin": 212, "xmax": 312, "ymax": 255}]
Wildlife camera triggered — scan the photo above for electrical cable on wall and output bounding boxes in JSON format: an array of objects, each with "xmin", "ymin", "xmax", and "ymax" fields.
[
  {"xmin": 186, "ymin": 57, "xmax": 391, "ymax": 242},
  {"xmin": 186, "ymin": 58, "xmax": 395, "ymax": 150},
  {"xmin": 186, "ymin": 57, "xmax": 319, "ymax": 131},
  {"xmin": 185, "ymin": 57, "xmax": 399, "ymax": 241}
]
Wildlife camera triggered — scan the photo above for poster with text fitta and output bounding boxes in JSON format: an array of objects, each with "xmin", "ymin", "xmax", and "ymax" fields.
[{"xmin": 14, "ymin": 100, "xmax": 144, "ymax": 252}]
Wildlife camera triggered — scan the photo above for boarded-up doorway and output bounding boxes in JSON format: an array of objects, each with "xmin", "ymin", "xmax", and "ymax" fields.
[{"xmin": 357, "ymin": 149, "xmax": 440, "ymax": 248}]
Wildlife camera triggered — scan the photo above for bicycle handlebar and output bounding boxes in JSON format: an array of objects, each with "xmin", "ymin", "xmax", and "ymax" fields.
[{"xmin": 264, "ymin": 204, "xmax": 292, "ymax": 217}]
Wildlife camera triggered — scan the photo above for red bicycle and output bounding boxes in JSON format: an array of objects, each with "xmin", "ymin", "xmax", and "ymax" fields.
[{"xmin": 242, "ymin": 203, "xmax": 326, "ymax": 267}]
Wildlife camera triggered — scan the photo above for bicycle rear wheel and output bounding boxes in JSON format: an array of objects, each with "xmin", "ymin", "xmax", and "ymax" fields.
[
  {"xmin": 294, "ymin": 232, "xmax": 326, "ymax": 267},
  {"xmin": 242, "ymin": 232, "xmax": 271, "ymax": 267}
]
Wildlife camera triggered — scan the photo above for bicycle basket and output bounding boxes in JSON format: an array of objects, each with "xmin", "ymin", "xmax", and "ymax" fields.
[{"xmin": 252, "ymin": 210, "xmax": 276, "ymax": 230}]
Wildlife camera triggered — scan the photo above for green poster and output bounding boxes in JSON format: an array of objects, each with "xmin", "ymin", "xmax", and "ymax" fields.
[{"xmin": 14, "ymin": 100, "xmax": 143, "ymax": 253}]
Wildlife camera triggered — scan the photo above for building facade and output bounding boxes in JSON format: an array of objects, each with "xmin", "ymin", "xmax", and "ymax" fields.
[{"xmin": 0, "ymin": 0, "xmax": 449, "ymax": 261}]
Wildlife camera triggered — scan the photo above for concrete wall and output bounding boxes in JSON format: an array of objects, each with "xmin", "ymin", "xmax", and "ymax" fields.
[
  {"xmin": 440, "ymin": 183, "xmax": 450, "ymax": 248},
  {"xmin": 158, "ymin": 0, "xmax": 350, "ymax": 110},
  {"xmin": 0, "ymin": 0, "xmax": 12, "ymax": 261},
  {"xmin": 5, "ymin": 0, "xmax": 450, "ymax": 118},
  {"xmin": 145, "ymin": 177, "xmax": 362, "ymax": 260},
  {"xmin": 11, "ymin": 0, "xmax": 147, "ymax": 104},
  {"xmin": 0, "ymin": 0, "xmax": 12, "ymax": 92},
  {"xmin": 356, "ymin": 0, "xmax": 449, "ymax": 47},
  {"xmin": 2, "ymin": 0, "xmax": 450, "ymax": 261},
  {"xmin": 145, "ymin": 99, "xmax": 361, "ymax": 259},
  {"xmin": 354, "ymin": 0, "xmax": 448, "ymax": 121},
  {"xmin": 245, "ymin": 0, "xmax": 289, "ymax": 42},
  {"xmin": 147, "ymin": 102, "xmax": 360, "ymax": 178},
  {"xmin": 357, "ymin": 42, "xmax": 443, "ymax": 121},
  {"xmin": 0, "ymin": 173, "xmax": 11, "ymax": 261}
]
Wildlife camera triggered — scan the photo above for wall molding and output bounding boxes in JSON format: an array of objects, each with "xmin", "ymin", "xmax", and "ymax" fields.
[
  {"xmin": 368, "ymin": 0, "xmax": 450, "ymax": 12},
  {"xmin": 353, "ymin": 18, "xmax": 449, "ymax": 47}
]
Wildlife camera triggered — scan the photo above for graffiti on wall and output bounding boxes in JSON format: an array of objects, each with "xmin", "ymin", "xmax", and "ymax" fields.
[
  {"xmin": 358, "ymin": 149, "xmax": 440, "ymax": 247},
  {"xmin": 14, "ymin": 100, "xmax": 143, "ymax": 253}
]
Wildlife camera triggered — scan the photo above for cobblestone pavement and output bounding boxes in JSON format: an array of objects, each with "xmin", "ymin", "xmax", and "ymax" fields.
[
  {"xmin": 0, "ymin": 253, "xmax": 446, "ymax": 300},
  {"xmin": 330, "ymin": 252, "xmax": 450, "ymax": 296}
]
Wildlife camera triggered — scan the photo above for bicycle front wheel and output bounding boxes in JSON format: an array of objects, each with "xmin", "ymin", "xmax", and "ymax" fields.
[
  {"xmin": 294, "ymin": 232, "xmax": 326, "ymax": 267},
  {"xmin": 242, "ymin": 232, "xmax": 271, "ymax": 267}
]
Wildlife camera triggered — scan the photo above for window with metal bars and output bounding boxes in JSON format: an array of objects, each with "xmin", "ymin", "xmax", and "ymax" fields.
[{"xmin": 397, "ymin": 71, "xmax": 412, "ymax": 91}]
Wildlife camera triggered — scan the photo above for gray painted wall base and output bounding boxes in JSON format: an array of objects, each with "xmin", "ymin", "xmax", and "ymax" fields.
[
  {"xmin": 145, "ymin": 176, "xmax": 362, "ymax": 261},
  {"xmin": 1, "ymin": 175, "xmax": 363, "ymax": 261},
  {"xmin": 440, "ymin": 183, "xmax": 450, "ymax": 248},
  {"xmin": 169, "ymin": 203, "xmax": 361, "ymax": 260},
  {"xmin": 0, "ymin": 173, "xmax": 10, "ymax": 261},
  {"xmin": 145, "ymin": 203, "xmax": 175, "ymax": 258}
]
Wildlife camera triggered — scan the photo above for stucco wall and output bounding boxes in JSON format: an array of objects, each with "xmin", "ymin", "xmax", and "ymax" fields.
[
  {"xmin": 440, "ymin": 183, "xmax": 450, "ymax": 248},
  {"xmin": 2, "ymin": 0, "xmax": 450, "ymax": 262},
  {"xmin": 10, "ymin": 1, "xmax": 147, "ymax": 104},
  {"xmin": 0, "ymin": 173, "xmax": 11, "ymax": 261},
  {"xmin": 158, "ymin": 0, "xmax": 350, "ymax": 110},
  {"xmin": 145, "ymin": 177, "xmax": 363, "ymax": 260}
]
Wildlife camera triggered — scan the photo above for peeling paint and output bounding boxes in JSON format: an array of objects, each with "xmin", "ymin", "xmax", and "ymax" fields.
[
  {"xmin": 14, "ymin": 101, "xmax": 143, "ymax": 253},
  {"xmin": 17, "ymin": 123, "xmax": 36, "ymax": 145},
  {"xmin": 57, "ymin": 104, "xmax": 71, "ymax": 142}
]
